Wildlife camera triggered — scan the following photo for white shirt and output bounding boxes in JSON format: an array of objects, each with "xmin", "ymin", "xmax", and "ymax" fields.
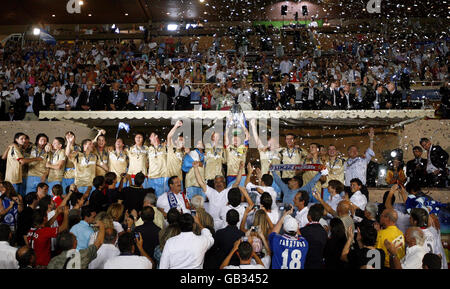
[
  {"xmin": 400, "ymin": 245, "xmax": 427, "ymax": 269},
  {"xmin": 280, "ymin": 60, "xmax": 293, "ymax": 75},
  {"xmin": 395, "ymin": 210, "xmax": 410, "ymax": 234},
  {"xmin": 426, "ymin": 145, "xmax": 439, "ymax": 173},
  {"xmin": 157, "ymin": 191, "xmax": 189, "ymax": 214},
  {"xmin": 205, "ymin": 186, "xmax": 230, "ymax": 227},
  {"xmin": 218, "ymin": 204, "xmax": 246, "ymax": 231},
  {"xmin": 349, "ymin": 191, "xmax": 367, "ymax": 210},
  {"xmin": 159, "ymin": 228, "xmax": 214, "ymax": 269},
  {"xmin": 295, "ymin": 207, "xmax": 309, "ymax": 229},
  {"xmin": 344, "ymin": 148, "xmax": 375, "ymax": 186},
  {"xmin": 245, "ymin": 182, "xmax": 277, "ymax": 211},
  {"xmin": 104, "ymin": 255, "xmax": 153, "ymax": 269},
  {"xmin": 0, "ymin": 241, "xmax": 19, "ymax": 269},
  {"xmin": 205, "ymin": 63, "xmax": 217, "ymax": 80},
  {"xmin": 326, "ymin": 194, "xmax": 343, "ymax": 213},
  {"xmin": 88, "ymin": 244, "xmax": 120, "ymax": 269}
]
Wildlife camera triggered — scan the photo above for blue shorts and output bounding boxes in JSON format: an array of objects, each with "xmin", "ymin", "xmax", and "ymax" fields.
[
  {"xmin": 226, "ymin": 176, "xmax": 247, "ymax": 188},
  {"xmin": 186, "ymin": 186, "xmax": 206, "ymax": 200},
  {"xmin": 146, "ymin": 177, "xmax": 169, "ymax": 198},
  {"xmin": 78, "ymin": 186, "xmax": 89, "ymax": 197},
  {"xmin": 12, "ymin": 183, "xmax": 24, "ymax": 197},
  {"xmin": 62, "ymin": 178, "xmax": 75, "ymax": 192},
  {"xmin": 26, "ymin": 176, "xmax": 42, "ymax": 194}
]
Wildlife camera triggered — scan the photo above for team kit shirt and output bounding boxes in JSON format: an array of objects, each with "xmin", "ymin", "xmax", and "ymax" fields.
[
  {"xmin": 166, "ymin": 145, "xmax": 184, "ymax": 180},
  {"xmin": 72, "ymin": 152, "xmax": 99, "ymax": 187},
  {"xmin": 302, "ymin": 157, "xmax": 323, "ymax": 195},
  {"xmin": 64, "ymin": 144, "xmax": 80, "ymax": 180},
  {"xmin": 259, "ymin": 148, "xmax": 282, "ymax": 175},
  {"xmin": 127, "ymin": 145, "xmax": 148, "ymax": 176},
  {"xmin": 269, "ymin": 232, "xmax": 309, "ymax": 269},
  {"xmin": 323, "ymin": 156, "xmax": 346, "ymax": 187},
  {"xmin": 185, "ymin": 150, "xmax": 205, "ymax": 188},
  {"xmin": 147, "ymin": 145, "xmax": 167, "ymax": 179},
  {"xmin": 108, "ymin": 150, "xmax": 129, "ymax": 177},
  {"xmin": 27, "ymin": 227, "xmax": 59, "ymax": 266},
  {"xmin": 204, "ymin": 145, "xmax": 225, "ymax": 180},
  {"xmin": 280, "ymin": 147, "xmax": 307, "ymax": 179},
  {"xmin": 94, "ymin": 149, "xmax": 109, "ymax": 177},
  {"xmin": 225, "ymin": 144, "xmax": 248, "ymax": 176},
  {"xmin": 5, "ymin": 144, "xmax": 24, "ymax": 184},
  {"xmin": 27, "ymin": 145, "xmax": 48, "ymax": 178},
  {"xmin": 47, "ymin": 149, "xmax": 66, "ymax": 183}
]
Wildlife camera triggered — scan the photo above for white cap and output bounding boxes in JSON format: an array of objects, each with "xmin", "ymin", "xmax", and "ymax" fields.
[{"xmin": 283, "ymin": 216, "xmax": 299, "ymax": 233}]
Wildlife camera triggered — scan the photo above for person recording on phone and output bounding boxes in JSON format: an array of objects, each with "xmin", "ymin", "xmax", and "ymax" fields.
[{"xmin": 220, "ymin": 239, "xmax": 265, "ymax": 269}]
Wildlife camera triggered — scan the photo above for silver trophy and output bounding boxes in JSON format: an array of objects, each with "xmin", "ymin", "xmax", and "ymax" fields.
[{"xmin": 227, "ymin": 103, "xmax": 246, "ymax": 136}]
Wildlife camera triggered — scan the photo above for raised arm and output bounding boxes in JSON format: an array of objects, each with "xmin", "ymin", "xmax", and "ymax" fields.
[
  {"xmin": 272, "ymin": 207, "xmax": 293, "ymax": 234},
  {"xmin": 220, "ymin": 239, "xmax": 241, "ymax": 269},
  {"xmin": 368, "ymin": 127, "xmax": 375, "ymax": 152},
  {"xmin": 312, "ymin": 191, "xmax": 337, "ymax": 217},
  {"xmin": 385, "ymin": 184, "xmax": 398, "ymax": 210},
  {"xmin": 240, "ymin": 205, "xmax": 253, "ymax": 232},
  {"xmin": 239, "ymin": 186, "xmax": 254, "ymax": 208},
  {"xmin": 250, "ymin": 118, "xmax": 263, "ymax": 148},
  {"xmin": 340, "ymin": 226, "xmax": 354, "ymax": 263},
  {"xmin": 93, "ymin": 129, "xmax": 106, "ymax": 144},
  {"xmin": 271, "ymin": 168, "xmax": 290, "ymax": 194},
  {"xmin": 65, "ymin": 135, "xmax": 75, "ymax": 158},
  {"xmin": 232, "ymin": 161, "xmax": 245, "ymax": 188},
  {"xmin": 135, "ymin": 232, "xmax": 156, "ymax": 269},
  {"xmin": 192, "ymin": 161, "xmax": 207, "ymax": 192},
  {"xmin": 167, "ymin": 120, "xmax": 183, "ymax": 147}
]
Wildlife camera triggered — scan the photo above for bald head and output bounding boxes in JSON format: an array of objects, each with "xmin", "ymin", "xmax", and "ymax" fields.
[
  {"xmin": 337, "ymin": 200, "xmax": 351, "ymax": 216},
  {"xmin": 380, "ymin": 208, "xmax": 398, "ymax": 226},
  {"xmin": 16, "ymin": 246, "xmax": 35, "ymax": 268}
]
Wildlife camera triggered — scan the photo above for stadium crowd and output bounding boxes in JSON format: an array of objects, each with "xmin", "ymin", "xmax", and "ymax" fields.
[
  {"xmin": 0, "ymin": 30, "xmax": 448, "ymax": 120},
  {"xmin": 0, "ymin": 119, "xmax": 448, "ymax": 269}
]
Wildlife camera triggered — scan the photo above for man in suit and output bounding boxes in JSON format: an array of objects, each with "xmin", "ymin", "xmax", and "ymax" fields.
[
  {"xmin": 106, "ymin": 82, "xmax": 127, "ymax": 111},
  {"xmin": 77, "ymin": 81, "xmax": 105, "ymax": 111},
  {"xmin": 366, "ymin": 84, "xmax": 387, "ymax": 109},
  {"xmin": 406, "ymin": 146, "xmax": 428, "ymax": 187},
  {"xmin": 161, "ymin": 79, "xmax": 175, "ymax": 110},
  {"xmin": 279, "ymin": 75, "xmax": 296, "ymax": 102},
  {"xmin": 146, "ymin": 83, "xmax": 168, "ymax": 111},
  {"xmin": 323, "ymin": 80, "xmax": 339, "ymax": 109},
  {"xmin": 66, "ymin": 74, "xmax": 78, "ymax": 98},
  {"xmin": 32, "ymin": 84, "xmax": 52, "ymax": 117},
  {"xmin": 301, "ymin": 80, "xmax": 320, "ymax": 110},
  {"xmin": 4, "ymin": 105, "xmax": 21, "ymax": 121},
  {"xmin": 420, "ymin": 138, "xmax": 449, "ymax": 187},
  {"xmin": 340, "ymin": 84, "xmax": 358, "ymax": 110},
  {"xmin": 173, "ymin": 78, "xmax": 192, "ymax": 110},
  {"xmin": 385, "ymin": 82, "xmax": 402, "ymax": 109},
  {"xmin": 351, "ymin": 77, "xmax": 368, "ymax": 109}
]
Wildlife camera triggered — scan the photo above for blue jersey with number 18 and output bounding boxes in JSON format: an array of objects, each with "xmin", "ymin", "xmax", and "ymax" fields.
[{"xmin": 269, "ymin": 232, "xmax": 309, "ymax": 269}]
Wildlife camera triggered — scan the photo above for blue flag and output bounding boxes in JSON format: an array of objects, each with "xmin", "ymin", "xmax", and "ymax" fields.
[{"xmin": 116, "ymin": 122, "xmax": 130, "ymax": 139}]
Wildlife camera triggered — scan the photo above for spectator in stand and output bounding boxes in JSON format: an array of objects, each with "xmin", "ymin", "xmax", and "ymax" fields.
[
  {"xmin": 134, "ymin": 206, "xmax": 160, "ymax": 260},
  {"xmin": 324, "ymin": 218, "xmax": 348, "ymax": 269},
  {"xmin": 406, "ymin": 146, "xmax": 428, "ymax": 187},
  {"xmin": 375, "ymin": 208, "xmax": 406, "ymax": 268},
  {"xmin": 220, "ymin": 240, "xmax": 265, "ymax": 269},
  {"xmin": 420, "ymin": 137, "xmax": 449, "ymax": 187},
  {"xmin": 384, "ymin": 226, "xmax": 427, "ymax": 269},
  {"xmin": 70, "ymin": 205, "xmax": 96, "ymax": 250}
]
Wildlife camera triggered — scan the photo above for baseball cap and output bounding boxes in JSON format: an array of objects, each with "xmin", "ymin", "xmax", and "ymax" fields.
[{"xmin": 283, "ymin": 215, "xmax": 299, "ymax": 233}]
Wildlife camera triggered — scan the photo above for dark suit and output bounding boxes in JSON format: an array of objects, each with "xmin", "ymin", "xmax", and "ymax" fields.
[
  {"xmin": 279, "ymin": 83, "xmax": 296, "ymax": 101},
  {"xmin": 406, "ymin": 158, "xmax": 428, "ymax": 187},
  {"xmin": 340, "ymin": 92, "xmax": 358, "ymax": 110},
  {"xmin": 134, "ymin": 220, "xmax": 160, "ymax": 259},
  {"xmin": 207, "ymin": 225, "xmax": 245, "ymax": 268},
  {"xmin": 161, "ymin": 84, "xmax": 175, "ymax": 110},
  {"xmin": 427, "ymin": 145, "xmax": 449, "ymax": 187},
  {"xmin": 323, "ymin": 87, "xmax": 340, "ymax": 109},
  {"xmin": 66, "ymin": 83, "xmax": 78, "ymax": 98},
  {"xmin": 77, "ymin": 89, "xmax": 106, "ymax": 110},
  {"xmin": 0, "ymin": 96, "xmax": 7, "ymax": 120},
  {"xmin": 32, "ymin": 92, "xmax": 52, "ymax": 116},
  {"xmin": 385, "ymin": 89, "xmax": 402, "ymax": 109},
  {"xmin": 301, "ymin": 87, "xmax": 321, "ymax": 110},
  {"xmin": 105, "ymin": 89, "xmax": 127, "ymax": 110},
  {"xmin": 146, "ymin": 91, "xmax": 168, "ymax": 110}
]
